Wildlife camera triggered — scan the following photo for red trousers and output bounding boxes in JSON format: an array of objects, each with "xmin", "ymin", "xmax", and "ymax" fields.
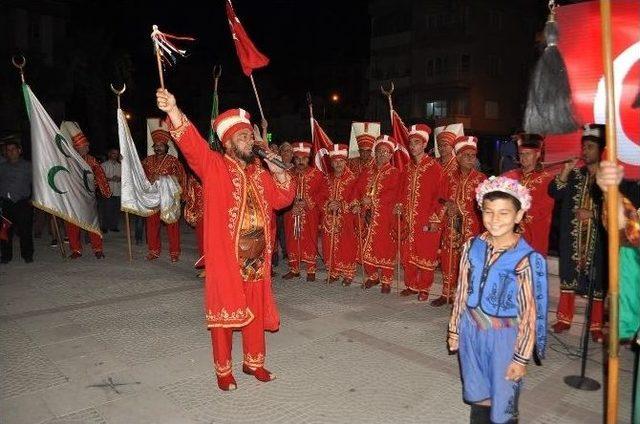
[
  {"xmin": 403, "ymin": 262, "xmax": 435, "ymax": 294},
  {"xmin": 210, "ymin": 281, "xmax": 266, "ymax": 376},
  {"xmin": 66, "ymin": 222, "xmax": 103, "ymax": 254},
  {"xmin": 364, "ymin": 264, "xmax": 394, "ymax": 285},
  {"xmin": 146, "ymin": 212, "xmax": 180, "ymax": 259},
  {"xmin": 556, "ymin": 291, "xmax": 604, "ymax": 330},
  {"xmin": 439, "ymin": 244, "xmax": 460, "ymax": 300}
]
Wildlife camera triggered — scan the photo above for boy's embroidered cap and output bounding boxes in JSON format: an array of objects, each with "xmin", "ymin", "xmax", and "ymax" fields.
[{"xmin": 475, "ymin": 176, "xmax": 532, "ymax": 212}]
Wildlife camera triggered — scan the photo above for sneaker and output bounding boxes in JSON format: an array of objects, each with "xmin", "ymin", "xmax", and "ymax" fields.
[
  {"xmin": 50, "ymin": 239, "xmax": 58, "ymax": 248},
  {"xmin": 94, "ymin": 251, "xmax": 105, "ymax": 259}
]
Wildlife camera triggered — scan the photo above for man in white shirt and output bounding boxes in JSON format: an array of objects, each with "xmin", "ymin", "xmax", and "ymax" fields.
[{"xmin": 101, "ymin": 148, "xmax": 122, "ymax": 232}]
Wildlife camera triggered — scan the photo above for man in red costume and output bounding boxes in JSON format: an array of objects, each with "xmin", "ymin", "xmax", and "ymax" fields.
[
  {"xmin": 433, "ymin": 124, "xmax": 463, "ymax": 304},
  {"xmin": 435, "ymin": 135, "xmax": 486, "ymax": 306},
  {"xmin": 157, "ymin": 89, "xmax": 295, "ymax": 391},
  {"xmin": 353, "ymin": 135, "xmax": 402, "ymax": 294},
  {"xmin": 142, "ymin": 124, "xmax": 187, "ymax": 262},
  {"xmin": 282, "ymin": 142, "xmax": 325, "ymax": 281},
  {"xmin": 502, "ymin": 133, "xmax": 555, "ymax": 255},
  {"xmin": 348, "ymin": 132, "xmax": 375, "ymax": 176},
  {"xmin": 321, "ymin": 144, "xmax": 359, "ymax": 286},
  {"xmin": 396, "ymin": 124, "xmax": 444, "ymax": 301},
  {"xmin": 60, "ymin": 121, "xmax": 111, "ymax": 259}
]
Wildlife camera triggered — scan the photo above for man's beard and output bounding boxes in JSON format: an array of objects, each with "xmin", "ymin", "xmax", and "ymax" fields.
[{"xmin": 233, "ymin": 145, "xmax": 255, "ymax": 164}]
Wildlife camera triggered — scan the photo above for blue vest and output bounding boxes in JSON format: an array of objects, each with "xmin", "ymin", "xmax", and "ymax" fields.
[{"xmin": 466, "ymin": 236, "xmax": 549, "ymax": 359}]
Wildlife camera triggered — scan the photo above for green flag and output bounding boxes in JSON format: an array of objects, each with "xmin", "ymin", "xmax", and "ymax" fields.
[{"xmin": 208, "ymin": 89, "xmax": 223, "ymax": 152}]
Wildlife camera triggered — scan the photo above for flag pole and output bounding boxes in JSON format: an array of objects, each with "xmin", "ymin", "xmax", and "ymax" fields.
[
  {"xmin": 249, "ymin": 74, "xmax": 265, "ymax": 122},
  {"xmin": 151, "ymin": 25, "xmax": 165, "ymax": 89},
  {"xmin": 12, "ymin": 55, "xmax": 66, "ymax": 259},
  {"xmin": 11, "ymin": 55, "xmax": 26, "ymax": 84},
  {"xmin": 110, "ymin": 83, "xmax": 132, "ymax": 262},
  {"xmin": 51, "ymin": 216, "xmax": 66, "ymax": 258},
  {"xmin": 599, "ymin": 1, "xmax": 620, "ymax": 421}
]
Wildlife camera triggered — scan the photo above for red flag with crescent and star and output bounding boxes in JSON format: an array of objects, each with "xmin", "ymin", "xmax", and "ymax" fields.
[
  {"xmin": 390, "ymin": 109, "xmax": 410, "ymax": 171},
  {"xmin": 311, "ymin": 118, "xmax": 333, "ymax": 174},
  {"xmin": 225, "ymin": 0, "xmax": 270, "ymax": 76},
  {"xmin": 546, "ymin": 0, "xmax": 639, "ymax": 179}
]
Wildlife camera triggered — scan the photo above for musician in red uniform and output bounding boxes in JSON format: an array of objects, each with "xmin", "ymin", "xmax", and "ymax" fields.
[
  {"xmin": 396, "ymin": 124, "xmax": 445, "ymax": 301},
  {"xmin": 502, "ymin": 134, "xmax": 555, "ymax": 255},
  {"xmin": 60, "ymin": 122, "xmax": 111, "ymax": 259},
  {"xmin": 433, "ymin": 124, "xmax": 464, "ymax": 305},
  {"xmin": 141, "ymin": 126, "xmax": 187, "ymax": 262},
  {"xmin": 158, "ymin": 90, "xmax": 295, "ymax": 391},
  {"xmin": 321, "ymin": 144, "xmax": 359, "ymax": 286},
  {"xmin": 353, "ymin": 135, "xmax": 402, "ymax": 293},
  {"xmin": 435, "ymin": 135, "xmax": 486, "ymax": 306},
  {"xmin": 282, "ymin": 142, "xmax": 325, "ymax": 281}
]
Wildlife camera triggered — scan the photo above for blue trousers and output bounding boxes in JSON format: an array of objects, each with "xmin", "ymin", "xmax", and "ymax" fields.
[{"xmin": 459, "ymin": 312, "xmax": 522, "ymax": 424}]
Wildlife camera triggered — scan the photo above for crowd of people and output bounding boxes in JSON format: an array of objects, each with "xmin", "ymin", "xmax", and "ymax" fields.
[{"xmin": 0, "ymin": 87, "xmax": 638, "ymax": 423}]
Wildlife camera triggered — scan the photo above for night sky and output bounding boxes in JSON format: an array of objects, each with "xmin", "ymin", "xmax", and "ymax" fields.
[{"xmin": 54, "ymin": 0, "xmax": 371, "ymax": 149}]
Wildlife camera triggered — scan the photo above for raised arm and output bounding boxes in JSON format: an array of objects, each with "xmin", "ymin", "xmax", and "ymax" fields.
[{"xmin": 157, "ymin": 88, "xmax": 217, "ymax": 178}]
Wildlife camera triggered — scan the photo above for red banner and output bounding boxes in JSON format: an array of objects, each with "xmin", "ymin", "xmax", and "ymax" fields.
[
  {"xmin": 547, "ymin": 0, "xmax": 639, "ymax": 179},
  {"xmin": 225, "ymin": 0, "xmax": 270, "ymax": 76},
  {"xmin": 390, "ymin": 109, "xmax": 410, "ymax": 171}
]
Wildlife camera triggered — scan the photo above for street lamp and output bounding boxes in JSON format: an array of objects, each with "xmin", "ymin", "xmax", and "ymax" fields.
[{"xmin": 331, "ymin": 93, "xmax": 340, "ymax": 103}]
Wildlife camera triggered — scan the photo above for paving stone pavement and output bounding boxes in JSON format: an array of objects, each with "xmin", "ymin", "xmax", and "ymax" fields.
[{"xmin": 0, "ymin": 226, "xmax": 635, "ymax": 423}]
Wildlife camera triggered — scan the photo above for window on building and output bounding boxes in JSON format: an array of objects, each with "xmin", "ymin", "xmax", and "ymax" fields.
[
  {"xmin": 426, "ymin": 100, "xmax": 448, "ymax": 119},
  {"xmin": 435, "ymin": 58, "xmax": 442, "ymax": 75},
  {"xmin": 460, "ymin": 54, "xmax": 470, "ymax": 73},
  {"xmin": 456, "ymin": 96, "xmax": 470, "ymax": 116},
  {"xmin": 426, "ymin": 59, "xmax": 434, "ymax": 78},
  {"xmin": 443, "ymin": 57, "xmax": 449, "ymax": 75},
  {"xmin": 485, "ymin": 101, "xmax": 499, "ymax": 119}
]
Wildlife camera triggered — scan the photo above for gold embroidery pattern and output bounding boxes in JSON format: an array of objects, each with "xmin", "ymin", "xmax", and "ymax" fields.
[
  {"xmin": 564, "ymin": 169, "xmax": 598, "ymax": 293},
  {"xmin": 168, "ymin": 113, "xmax": 190, "ymax": 140},
  {"xmin": 243, "ymin": 353, "xmax": 265, "ymax": 369},
  {"xmin": 225, "ymin": 157, "xmax": 244, "ymax": 239},
  {"xmin": 362, "ymin": 165, "xmax": 396, "ymax": 269},
  {"xmin": 215, "ymin": 360, "xmax": 232, "ymax": 377},
  {"xmin": 206, "ymin": 307, "xmax": 254, "ymax": 327},
  {"xmin": 403, "ymin": 157, "xmax": 437, "ymax": 257}
]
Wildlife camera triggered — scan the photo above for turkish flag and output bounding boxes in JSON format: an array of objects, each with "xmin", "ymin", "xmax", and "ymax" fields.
[
  {"xmin": 390, "ymin": 109, "xmax": 410, "ymax": 171},
  {"xmin": 225, "ymin": 0, "xmax": 270, "ymax": 76},
  {"xmin": 311, "ymin": 118, "xmax": 333, "ymax": 174},
  {"xmin": 546, "ymin": 0, "xmax": 640, "ymax": 179}
]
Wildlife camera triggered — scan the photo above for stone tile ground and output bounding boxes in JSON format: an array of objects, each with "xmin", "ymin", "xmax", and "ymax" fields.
[{"xmin": 0, "ymin": 226, "xmax": 634, "ymax": 423}]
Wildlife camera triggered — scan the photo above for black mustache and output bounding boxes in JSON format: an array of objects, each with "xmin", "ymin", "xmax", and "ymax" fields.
[{"xmin": 253, "ymin": 147, "xmax": 292, "ymax": 170}]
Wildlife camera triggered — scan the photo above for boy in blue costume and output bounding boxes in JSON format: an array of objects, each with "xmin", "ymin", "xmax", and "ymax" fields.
[{"xmin": 448, "ymin": 176, "xmax": 548, "ymax": 423}]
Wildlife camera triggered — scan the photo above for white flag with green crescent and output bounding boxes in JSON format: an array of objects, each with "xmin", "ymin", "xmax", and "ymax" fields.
[{"xmin": 22, "ymin": 84, "xmax": 101, "ymax": 236}]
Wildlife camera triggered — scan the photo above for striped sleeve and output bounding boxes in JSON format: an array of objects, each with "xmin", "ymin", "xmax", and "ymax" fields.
[
  {"xmin": 448, "ymin": 239, "xmax": 473, "ymax": 338},
  {"xmin": 512, "ymin": 256, "xmax": 537, "ymax": 365}
]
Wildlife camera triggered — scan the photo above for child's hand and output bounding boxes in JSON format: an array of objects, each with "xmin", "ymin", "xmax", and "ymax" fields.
[
  {"xmin": 447, "ymin": 336, "xmax": 459, "ymax": 352},
  {"xmin": 505, "ymin": 362, "xmax": 526, "ymax": 381}
]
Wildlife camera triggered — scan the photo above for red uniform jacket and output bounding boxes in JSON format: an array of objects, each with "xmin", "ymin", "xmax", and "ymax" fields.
[{"xmin": 169, "ymin": 118, "xmax": 296, "ymax": 330}]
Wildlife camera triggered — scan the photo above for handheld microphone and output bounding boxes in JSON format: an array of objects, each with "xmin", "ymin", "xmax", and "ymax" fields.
[{"xmin": 253, "ymin": 147, "xmax": 292, "ymax": 170}]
